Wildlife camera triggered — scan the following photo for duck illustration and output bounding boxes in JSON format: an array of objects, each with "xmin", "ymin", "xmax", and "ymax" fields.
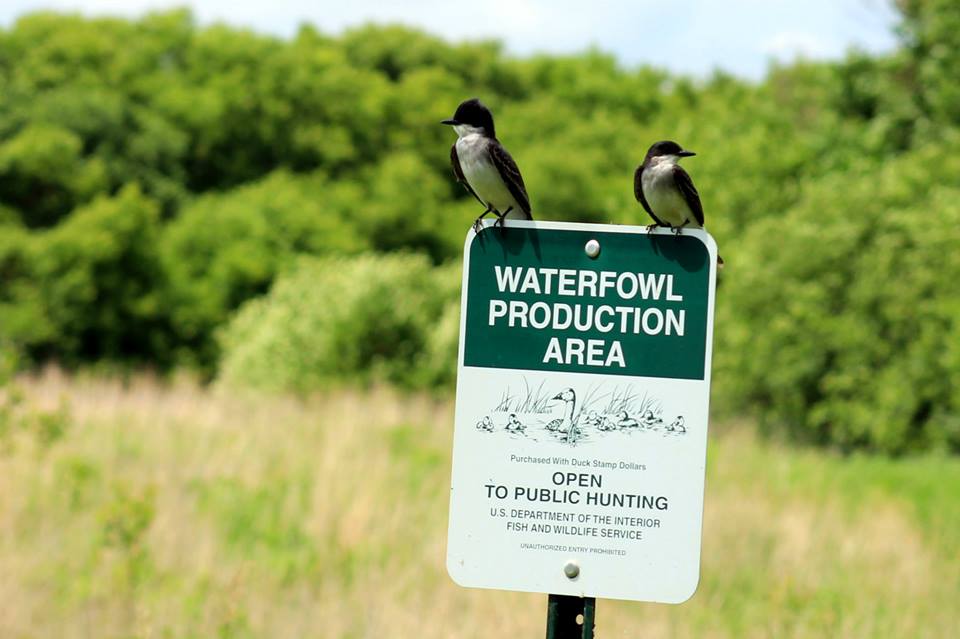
[
  {"xmin": 546, "ymin": 388, "xmax": 578, "ymax": 437},
  {"xmin": 598, "ymin": 415, "xmax": 619, "ymax": 431},
  {"xmin": 667, "ymin": 416, "xmax": 686, "ymax": 433},
  {"xmin": 505, "ymin": 413, "xmax": 525, "ymax": 432},
  {"xmin": 581, "ymin": 410, "xmax": 603, "ymax": 428},
  {"xmin": 639, "ymin": 409, "xmax": 663, "ymax": 429},
  {"xmin": 616, "ymin": 410, "xmax": 640, "ymax": 429},
  {"xmin": 476, "ymin": 415, "xmax": 494, "ymax": 432}
]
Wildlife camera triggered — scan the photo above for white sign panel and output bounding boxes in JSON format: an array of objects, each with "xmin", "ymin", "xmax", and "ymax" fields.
[{"xmin": 446, "ymin": 221, "xmax": 718, "ymax": 603}]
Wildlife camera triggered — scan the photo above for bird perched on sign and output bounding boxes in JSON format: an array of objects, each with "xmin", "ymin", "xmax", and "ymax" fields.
[
  {"xmin": 634, "ymin": 140, "xmax": 723, "ymax": 266},
  {"xmin": 442, "ymin": 98, "xmax": 532, "ymax": 232}
]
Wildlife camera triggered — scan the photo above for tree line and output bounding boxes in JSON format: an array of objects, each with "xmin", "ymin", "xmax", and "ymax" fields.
[{"xmin": 1, "ymin": 1, "xmax": 959, "ymax": 453}]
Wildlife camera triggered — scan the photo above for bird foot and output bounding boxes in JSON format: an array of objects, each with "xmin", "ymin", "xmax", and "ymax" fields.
[
  {"xmin": 473, "ymin": 206, "xmax": 495, "ymax": 234},
  {"xmin": 494, "ymin": 206, "xmax": 514, "ymax": 232},
  {"xmin": 646, "ymin": 223, "xmax": 660, "ymax": 233}
]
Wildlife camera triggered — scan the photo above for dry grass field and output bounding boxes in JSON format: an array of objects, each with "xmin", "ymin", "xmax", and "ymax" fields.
[{"xmin": 1, "ymin": 370, "xmax": 958, "ymax": 638}]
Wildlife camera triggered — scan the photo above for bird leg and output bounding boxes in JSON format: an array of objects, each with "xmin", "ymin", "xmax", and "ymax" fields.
[
  {"xmin": 472, "ymin": 204, "xmax": 494, "ymax": 233},
  {"xmin": 494, "ymin": 206, "xmax": 514, "ymax": 231},
  {"xmin": 672, "ymin": 220, "xmax": 690, "ymax": 236},
  {"xmin": 646, "ymin": 223, "xmax": 661, "ymax": 233}
]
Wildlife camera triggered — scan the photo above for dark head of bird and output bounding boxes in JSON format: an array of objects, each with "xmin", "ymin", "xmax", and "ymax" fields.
[
  {"xmin": 644, "ymin": 140, "xmax": 696, "ymax": 163},
  {"xmin": 441, "ymin": 98, "xmax": 496, "ymax": 138}
]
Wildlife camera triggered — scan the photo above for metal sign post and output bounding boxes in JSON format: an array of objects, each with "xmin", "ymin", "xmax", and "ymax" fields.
[
  {"xmin": 446, "ymin": 220, "xmax": 719, "ymax": 630},
  {"xmin": 546, "ymin": 594, "xmax": 595, "ymax": 639}
]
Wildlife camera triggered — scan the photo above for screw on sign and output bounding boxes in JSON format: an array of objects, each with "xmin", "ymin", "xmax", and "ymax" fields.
[{"xmin": 447, "ymin": 221, "xmax": 719, "ymax": 637}]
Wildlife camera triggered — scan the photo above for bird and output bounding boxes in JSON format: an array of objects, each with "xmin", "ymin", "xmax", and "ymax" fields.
[
  {"xmin": 616, "ymin": 410, "xmax": 640, "ymax": 429},
  {"xmin": 581, "ymin": 410, "xmax": 603, "ymax": 429},
  {"xmin": 442, "ymin": 98, "xmax": 532, "ymax": 232},
  {"xmin": 545, "ymin": 388, "xmax": 577, "ymax": 437},
  {"xmin": 476, "ymin": 415, "xmax": 494, "ymax": 432},
  {"xmin": 667, "ymin": 416, "xmax": 686, "ymax": 433},
  {"xmin": 598, "ymin": 416, "xmax": 618, "ymax": 431},
  {"xmin": 506, "ymin": 413, "xmax": 525, "ymax": 432},
  {"xmin": 634, "ymin": 140, "xmax": 723, "ymax": 266},
  {"xmin": 639, "ymin": 409, "xmax": 663, "ymax": 429}
]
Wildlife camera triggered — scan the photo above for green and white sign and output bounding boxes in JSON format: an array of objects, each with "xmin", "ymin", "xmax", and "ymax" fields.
[{"xmin": 447, "ymin": 220, "xmax": 718, "ymax": 604}]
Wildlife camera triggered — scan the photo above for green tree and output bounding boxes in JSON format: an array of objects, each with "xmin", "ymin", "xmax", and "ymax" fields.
[
  {"xmin": 0, "ymin": 186, "xmax": 168, "ymax": 364},
  {"xmin": 161, "ymin": 171, "xmax": 368, "ymax": 367}
]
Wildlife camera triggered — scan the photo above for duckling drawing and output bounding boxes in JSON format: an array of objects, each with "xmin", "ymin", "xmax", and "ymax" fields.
[
  {"xmin": 476, "ymin": 415, "xmax": 494, "ymax": 432},
  {"xmin": 616, "ymin": 410, "xmax": 640, "ymax": 429},
  {"xmin": 505, "ymin": 413, "xmax": 525, "ymax": 433},
  {"xmin": 581, "ymin": 410, "xmax": 602, "ymax": 428},
  {"xmin": 667, "ymin": 416, "xmax": 686, "ymax": 433},
  {"xmin": 639, "ymin": 409, "xmax": 663, "ymax": 429},
  {"xmin": 598, "ymin": 415, "xmax": 618, "ymax": 431},
  {"xmin": 545, "ymin": 388, "xmax": 578, "ymax": 438}
]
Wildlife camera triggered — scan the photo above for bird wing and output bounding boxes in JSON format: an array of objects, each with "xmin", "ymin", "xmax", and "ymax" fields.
[
  {"xmin": 489, "ymin": 141, "xmax": 532, "ymax": 218},
  {"xmin": 672, "ymin": 165, "xmax": 704, "ymax": 226},
  {"xmin": 450, "ymin": 144, "xmax": 484, "ymax": 206},
  {"xmin": 633, "ymin": 164, "xmax": 668, "ymax": 227}
]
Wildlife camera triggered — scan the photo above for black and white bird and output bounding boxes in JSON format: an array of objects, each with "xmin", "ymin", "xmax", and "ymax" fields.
[
  {"xmin": 442, "ymin": 98, "xmax": 532, "ymax": 231},
  {"xmin": 634, "ymin": 140, "xmax": 723, "ymax": 266}
]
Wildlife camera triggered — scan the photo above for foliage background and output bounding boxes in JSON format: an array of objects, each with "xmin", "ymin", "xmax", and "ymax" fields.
[
  {"xmin": 1, "ymin": 1, "xmax": 959, "ymax": 454},
  {"xmin": 2, "ymin": 5, "xmax": 960, "ymax": 638}
]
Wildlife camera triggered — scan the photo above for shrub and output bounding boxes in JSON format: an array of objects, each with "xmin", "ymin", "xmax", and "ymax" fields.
[
  {"xmin": 713, "ymin": 142, "xmax": 960, "ymax": 454},
  {"xmin": 0, "ymin": 185, "xmax": 169, "ymax": 365},
  {"xmin": 160, "ymin": 171, "xmax": 368, "ymax": 368},
  {"xmin": 218, "ymin": 253, "xmax": 459, "ymax": 392}
]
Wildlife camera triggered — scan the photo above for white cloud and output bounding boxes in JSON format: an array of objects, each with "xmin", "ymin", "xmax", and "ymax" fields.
[{"xmin": 761, "ymin": 31, "xmax": 837, "ymax": 60}]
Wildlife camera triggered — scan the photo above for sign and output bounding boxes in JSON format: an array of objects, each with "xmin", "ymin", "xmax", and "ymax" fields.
[{"xmin": 447, "ymin": 220, "xmax": 718, "ymax": 604}]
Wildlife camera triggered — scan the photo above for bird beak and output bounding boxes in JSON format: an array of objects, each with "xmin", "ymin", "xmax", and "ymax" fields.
[
  {"xmin": 678, "ymin": 150, "xmax": 696, "ymax": 157},
  {"xmin": 551, "ymin": 393, "xmax": 564, "ymax": 400},
  {"xmin": 441, "ymin": 118, "xmax": 458, "ymax": 125}
]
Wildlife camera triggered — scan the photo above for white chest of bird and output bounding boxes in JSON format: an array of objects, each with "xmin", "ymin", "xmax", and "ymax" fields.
[
  {"xmin": 456, "ymin": 133, "xmax": 526, "ymax": 219},
  {"xmin": 641, "ymin": 160, "xmax": 699, "ymax": 228}
]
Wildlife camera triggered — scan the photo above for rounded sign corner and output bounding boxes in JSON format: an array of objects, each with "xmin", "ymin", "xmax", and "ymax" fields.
[
  {"xmin": 463, "ymin": 222, "xmax": 496, "ymax": 256},
  {"xmin": 666, "ymin": 572, "xmax": 702, "ymax": 605},
  {"xmin": 463, "ymin": 226, "xmax": 479, "ymax": 255},
  {"xmin": 688, "ymin": 229, "xmax": 719, "ymax": 263},
  {"xmin": 445, "ymin": 555, "xmax": 471, "ymax": 588}
]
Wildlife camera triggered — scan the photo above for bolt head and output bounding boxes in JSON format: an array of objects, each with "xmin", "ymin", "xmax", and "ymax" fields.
[
  {"xmin": 584, "ymin": 239, "xmax": 601, "ymax": 259},
  {"xmin": 563, "ymin": 560, "xmax": 580, "ymax": 579}
]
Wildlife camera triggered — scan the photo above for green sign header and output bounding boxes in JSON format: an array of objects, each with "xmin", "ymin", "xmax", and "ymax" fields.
[{"xmin": 462, "ymin": 226, "xmax": 712, "ymax": 380}]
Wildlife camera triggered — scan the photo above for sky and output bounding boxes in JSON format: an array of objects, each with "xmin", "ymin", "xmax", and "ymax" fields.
[{"xmin": 0, "ymin": 0, "xmax": 900, "ymax": 79}]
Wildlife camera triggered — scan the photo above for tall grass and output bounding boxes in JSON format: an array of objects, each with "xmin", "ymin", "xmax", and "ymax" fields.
[{"xmin": 1, "ymin": 370, "xmax": 958, "ymax": 638}]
